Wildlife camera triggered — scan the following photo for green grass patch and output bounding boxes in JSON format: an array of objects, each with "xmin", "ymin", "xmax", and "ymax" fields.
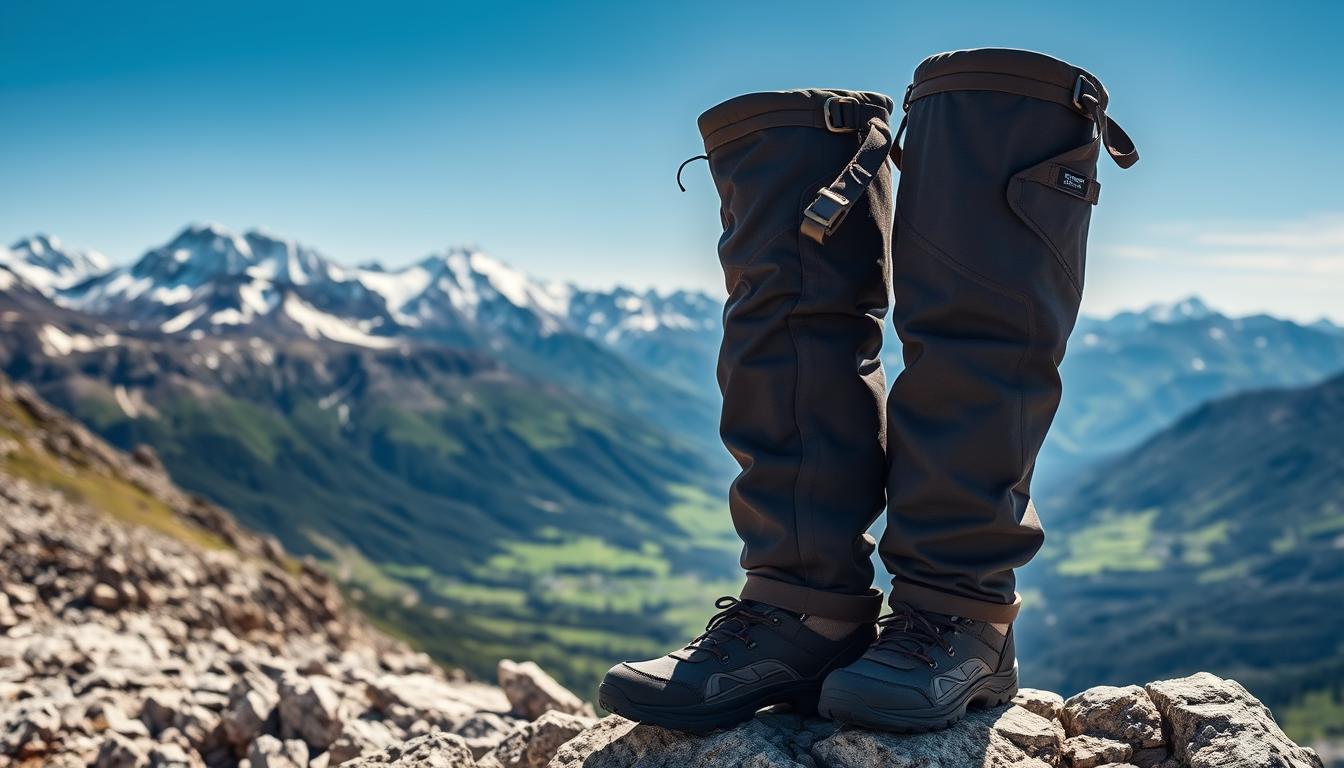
[
  {"xmin": 365, "ymin": 406, "xmax": 465, "ymax": 457},
  {"xmin": 1056, "ymin": 509, "xmax": 1162, "ymax": 576},
  {"xmin": 664, "ymin": 483, "xmax": 737, "ymax": 553},
  {"xmin": 0, "ymin": 439, "xmax": 229, "ymax": 552},
  {"xmin": 1180, "ymin": 521, "xmax": 1231, "ymax": 567},
  {"xmin": 1279, "ymin": 687, "xmax": 1344, "ymax": 743},
  {"xmin": 477, "ymin": 536, "xmax": 670, "ymax": 579}
]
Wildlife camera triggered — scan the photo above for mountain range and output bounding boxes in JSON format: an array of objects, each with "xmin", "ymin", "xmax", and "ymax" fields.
[
  {"xmin": 3, "ymin": 224, "xmax": 1343, "ymax": 722},
  {"xmin": 0, "ymin": 226, "xmax": 738, "ymax": 695}
]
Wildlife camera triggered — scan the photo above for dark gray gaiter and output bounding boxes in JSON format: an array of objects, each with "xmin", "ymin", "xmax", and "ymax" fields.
[{"xmin": 880, "ymin": 49, "xmax": 1139, "ymax": 623}]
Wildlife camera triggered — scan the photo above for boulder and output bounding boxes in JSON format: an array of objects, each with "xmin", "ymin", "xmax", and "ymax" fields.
[
  {"xmin": 480, "ymin": 710, "xmax": 595, "ymax": 768},
  {"xmin": 992, "ymin": 705, "xmax": 1065, "ymax": 761},
  {"xmin": 1061, "ymin": 685, "xmax": 1164, "ymax": 748},
  {"xmin": 452, "ymin": 712, "xmax": 516, "ymax": 759},
  {"xmin": 148, "ymin": 741, "xmax": 205, "ymax": 768},
  {"xmin": 1063, "ymin": 735, "xmax": 1134, "ymax": 768},
  {"xmin": 342, "ymin": 731, "xmax": 477, "ymax": 767},
  {"xmin": 327, "ymin": 718, "xmax": 403, "ymax": 765},
  {"xmin": 222, "ymin": 678, "xmax": 280, "ymax": 747},
  {"xmin": 277, "ymin": 674, "xmax": 344, "ymax": 750},
  {"xmin": 546, "ymin": 715, "xmax": 812, "ymax": 768},
  {"xmin": 248, "ymin": 735, "xmax": 309, "ymax": 768},
  {"xmin": 1012, "ymin": 688, "xmax": 1066, "ymax": 721},
  {"xmin": 1145, "ymin": 673, "xmax": 1324, "ymax": 768},
  {"xmin": 89, "ymin": 582, "xmax": 122, "ymax": 611},
  {"xmin": 94, "ymin": 733, "xmax": 150, "ymax": 768},
  {"xmin": 497, "ymin": 660, "xmax": 591, "ymax": 721}
]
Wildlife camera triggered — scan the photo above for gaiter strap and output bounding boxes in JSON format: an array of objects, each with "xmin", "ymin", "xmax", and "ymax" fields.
[{"xmin": 800, "ymin": 98, "xmax": 894, "ymax": 244}]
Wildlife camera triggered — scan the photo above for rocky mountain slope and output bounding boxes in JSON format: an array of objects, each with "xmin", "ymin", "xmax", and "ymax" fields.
[
  {"xmin": 1018, "ymin": 372, "xmax": 1344, "ymax": 752},
  {"xmin": 0, "ymin": 376, "xmax": 1324, "ymax": 767},
  {"xmin": 0, "ymin": 228, "xmax": 738, "ymax": 699},
  {"xmin": 0, "ymin": 374, "xmax": 546, "ymax": 766}
]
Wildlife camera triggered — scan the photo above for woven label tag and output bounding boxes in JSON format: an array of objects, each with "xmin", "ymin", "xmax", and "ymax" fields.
[{"xmin": 1054, "ymin": 166, "xmax": 1094, "ymax": 200}]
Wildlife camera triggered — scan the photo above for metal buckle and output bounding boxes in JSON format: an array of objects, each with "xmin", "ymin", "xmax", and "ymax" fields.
[
  {"xmin": 804, "ymin": 187, "xmax": 849, "ymax": 230},
  {"xmin": 823, "ymin": 96, "xmax": 860, "ymax": 133},
  {"xmin": 1071, "ymin": 75, "xmax": 1096, "ymax": 112}
]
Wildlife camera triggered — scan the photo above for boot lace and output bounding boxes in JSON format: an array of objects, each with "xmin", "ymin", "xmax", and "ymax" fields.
[
  {"xmin": 874, "ymin": 603, "xmax": 964, "ymax": 669},
  {"xmin": 685, "ymin": 596, "xmax": 779, "ymax": 661}
]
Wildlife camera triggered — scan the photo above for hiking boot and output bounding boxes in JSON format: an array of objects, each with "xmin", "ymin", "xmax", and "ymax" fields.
[
  {"xmin": 817, "ymin": 605, "xmax": 1018, "ymax": 732},
  {"xmin": 598, "ymin": 597, "xmax": 875, "ymax": 732}
]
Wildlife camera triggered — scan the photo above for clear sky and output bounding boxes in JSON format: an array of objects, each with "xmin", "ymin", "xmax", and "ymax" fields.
[{"xmin": 3, "ymin": 0, "xmax": 1342, "ymax": 320}]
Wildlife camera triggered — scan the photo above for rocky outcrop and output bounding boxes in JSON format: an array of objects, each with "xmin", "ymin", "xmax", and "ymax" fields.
[
  {"xmin": 0, "ymin": 379, "xmax": 587, "ymax": 768},
  {"xmin": 497, "ymin": 661, "xmax": 595, "ymax": 722},
  {"xmin": 540, "ymin": 676, "xmax": 1321, "ymax": 768}
]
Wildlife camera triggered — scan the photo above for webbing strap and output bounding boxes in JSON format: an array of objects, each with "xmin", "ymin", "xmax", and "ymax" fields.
[
  {"xmin": 894, "ymin": 72, "xmax": 1139, "ymax": 171},
  {"xmin": 800, "ymin": 112, "xmax": 893, "ymax": 244}
]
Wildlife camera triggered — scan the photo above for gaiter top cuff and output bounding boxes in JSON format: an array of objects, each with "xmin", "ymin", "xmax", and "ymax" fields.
[
  {"xmin": 909, "ymin": 48, "xmax": 1109, "ymax": 111},
  {"xmin": 697, "ymin": 89, "xmax": 894, "ymax": 155}
]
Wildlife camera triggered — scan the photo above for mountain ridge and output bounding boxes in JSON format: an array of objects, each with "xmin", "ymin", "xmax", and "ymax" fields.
[{"xmin": 1018, "ymin": 371, "xmax": 1344, "ymax": 751}]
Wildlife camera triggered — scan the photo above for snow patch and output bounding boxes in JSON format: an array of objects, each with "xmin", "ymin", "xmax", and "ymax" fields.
[
  {"xmin": 161, "ymin": 306, "xmax": 207, "ymax": 333},
  {"xmin": 281, "ymin": 295, "xmax": 398, "ymax": 348},
  {"xmin": 38, "ymin": 325, "xmax": 120, "ymax": 357},
  {"xmin": 114, "ymin": 386, "xmax": 139, "ymax": 418}
]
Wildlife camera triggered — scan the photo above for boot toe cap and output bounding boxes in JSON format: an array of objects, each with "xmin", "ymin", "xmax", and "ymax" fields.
[
  {"xmin": 601, "ymin": 661, "xmax": 700, "ymax": 707},
  {"xmin": 821, "ymin": 663, "xmax": 934, "ymax": 711}
]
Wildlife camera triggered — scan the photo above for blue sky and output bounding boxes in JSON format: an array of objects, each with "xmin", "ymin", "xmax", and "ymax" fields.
[{"xmin": 3, "ymin": 0, "xmax": 1342, "ymax": 320}]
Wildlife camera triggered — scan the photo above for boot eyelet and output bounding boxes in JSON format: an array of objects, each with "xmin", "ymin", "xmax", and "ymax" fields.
[
  {"xmin": 747, "ymin": 641, "xmax": 758, "ymax": 650},
  {"xmin": 719, "ymin": 655, "xmax": 730, "ymax": 663},
  {"xmin": 946, "ymin": 647, "xmax": 956, "ymax": 657},
  {"xmin": 927, "ymin": 660, "xmax": 938, "ymax": 670},
  {"xmin": 771, "ymin": 617, "xmax": 780, "ymax": 625}
]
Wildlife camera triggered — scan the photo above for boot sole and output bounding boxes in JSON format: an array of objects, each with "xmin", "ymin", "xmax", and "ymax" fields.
[
  {"xmin": 816, "ymin": 666, "xmax": 1018, "ymax": 733},
  {"xmin": 597, "ymin": 679, "xmax": 821, "ymax": 734}
]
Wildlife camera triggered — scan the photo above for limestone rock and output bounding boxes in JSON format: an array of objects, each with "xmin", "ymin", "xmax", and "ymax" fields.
[
  {"xmin": 278, "ymin": 674, "xmax": 344, "ymax": 750},
  {"xmin": 94, "ymin": 732, "xmax": 150, "ymax": 768},
  {"xmin": 223, "ymin": 681, "xmax": 280, "ymax": 747},
  {"xmin": 453, "ymin": 713, "xmax": 516, "ymax": 759},
  {"xmin": 148, "ymin": 741, "xmax": 205, "ymax": 768},
  {"xmin": 498, "ymin": 660, "xmax": 592, "ymax": 721},
  {"xmin": 342, "ymin": 731, "xmax": 477, "ymax": 767},
  {"xmin": 993, "ymin": 705, "xmax": 1065, "ymax": 761},
  {"xmin": 1063, "ymin": 735, "xmax": 1133, "ymax": 768},
  {"xmin": 1013, "ymin": 688, "xmax": 1066, "ymax": 721},
  {"xmin": 327, "ymin": 718, "xmax": 403, "ymax": 765},
  {"xmin": 89, "ymin": 582, "xmax": 122, "ymax": 611},
  {"xmin": 1145, "ymin": 673, "xmax": 1324, "ymax": 768},
  {"xmin": 1061, "ymin": 685, "xmax": 1164, "ymax": 748},
  {"xmin": 812, "ymin": 706, "xmax": 1059, "ymax": 768},
  {"xmin": 546, "ymin": 715, "xmax": 812, "ymax": 768},
  {"xmin": 480, "ymin": 710, "xmax": 595, "ymax": 768},
  {"xmin": 248, "ymin": 735, "xmax": 309, "ymax": 768}
]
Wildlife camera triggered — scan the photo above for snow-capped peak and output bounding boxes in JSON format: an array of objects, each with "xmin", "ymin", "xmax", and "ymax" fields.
[
  {"xmin": 1142, "ymin": 296, "xmax": 1214, "ymax": 323},
  {"xmin": 1, "ymin": 234, "xmax": 109, "ymax": 295},
  {"xmin": 362, "ymin": 247, "xmax": 572, "ymax": 334},
  {"xmin": 8, "ymin": 224, "xmax": 727, "ymax": 353}
]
